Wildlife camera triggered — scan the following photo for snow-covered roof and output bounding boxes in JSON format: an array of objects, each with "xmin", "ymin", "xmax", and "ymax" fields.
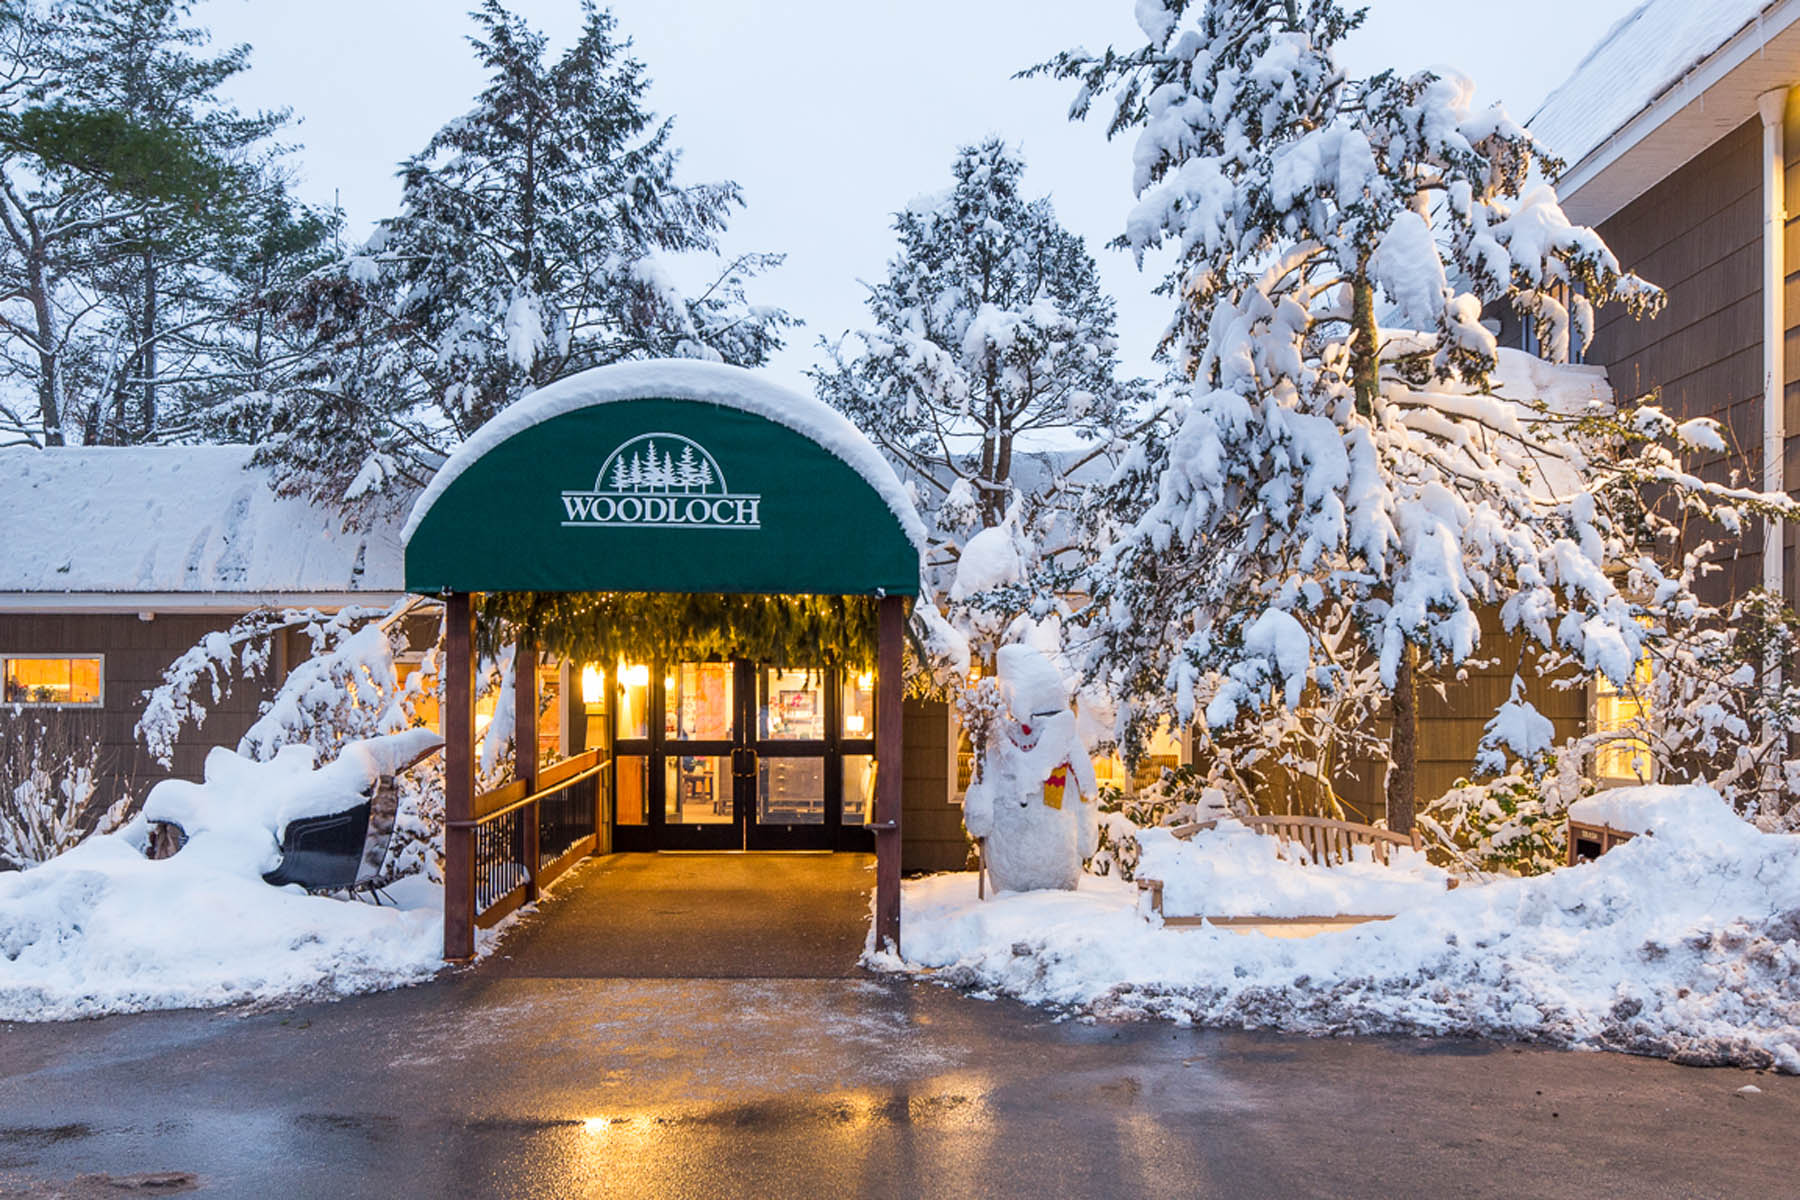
[
  {"xmin": 0, "ymin": 445, "xmax": 404, "ymax": 599},
  {"xmin": 1530, "ymin": 1, "xmax": 1771, "ymax": 169},
  {"xmin": 402, "ymin": 359, "xmax": 930, "ymax": 552},
  {"xmin": 1529, "ymin": 0, "xmax": 1800, "ymax": 226}
]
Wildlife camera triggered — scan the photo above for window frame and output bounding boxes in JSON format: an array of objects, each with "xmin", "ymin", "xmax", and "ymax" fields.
[{"xmin": 1, "ymin": 652, "xmax": 106, "ymax": 709}]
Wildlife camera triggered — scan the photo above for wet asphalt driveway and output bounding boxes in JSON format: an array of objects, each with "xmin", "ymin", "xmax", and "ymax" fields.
[{"xmin": 1, "ymin": 854, "xmax": 1793, "ymax": 1198}]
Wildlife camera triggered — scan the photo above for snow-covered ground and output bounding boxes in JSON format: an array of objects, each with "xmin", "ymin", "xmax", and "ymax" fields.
[
  {"xmin": 1137, "ymin": 822, "xmax": 1450, "ymax": 918},
  {"xmin": 0, "ymin": 835, "xmax": 444, "ymax": 1021},
  {"xmin": 0, "ymin": 734, "xmax": 449, "ymax": 1022},
  {"xmin": 882, "ymin": 788, "xmax": 1800, "ymax": 1072}
]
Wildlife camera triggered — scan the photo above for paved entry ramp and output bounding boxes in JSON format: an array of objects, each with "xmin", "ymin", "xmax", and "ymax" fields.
[{"xmin": 480, "ymin": 853, "xmax": 874, "ymax": 979}]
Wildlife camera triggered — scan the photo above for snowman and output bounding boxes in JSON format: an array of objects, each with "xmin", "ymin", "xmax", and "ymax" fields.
[{"xmin": 963, "ymin": 644, "xmax": 1099, "ymax": 892}]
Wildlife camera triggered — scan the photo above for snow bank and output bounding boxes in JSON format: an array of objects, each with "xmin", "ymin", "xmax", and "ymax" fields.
[
  {"xmin": 403, "ymin": 359, "xmax": 930, "ymax": 553},
  {"xmin": 1565, "ymin": 784, "xmax": 1737, "ymax": 838},
  {"xmin": 0, "ymin": 732, "xmax": 448, "ymax": 1021},
  {"xmin": 891, "ymin": 787, "xmax": 1800, "ymax": 1072},
  {"xmin": 0, "ymin": 444, "xmax": 405, "ymax": 594},
  {"xmin": 1136, "ymin": 823, "xmax": 1450, "ymax": 919}
]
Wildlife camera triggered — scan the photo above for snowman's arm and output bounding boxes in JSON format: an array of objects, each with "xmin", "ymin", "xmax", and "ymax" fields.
[
  {"xmin": 1067, "ymin": 737, "xmax": 1099, "ymax": 802},
  {"xmin": 963, "ymin": 774, "xmax": 993, "ymax": 839}
]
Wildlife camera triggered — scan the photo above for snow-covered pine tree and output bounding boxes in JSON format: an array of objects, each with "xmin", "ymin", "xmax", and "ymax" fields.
[
  {"xmin": 257, "ymin": 1, "xmax": 791, "ymax": 510},
  {"xmin": 1038, "ymin": 0, "xmax": 1791, "ymax": 827},
  {"xmin": 814, "ymin": 138, "xmax": 1146, "ymax": 658}
]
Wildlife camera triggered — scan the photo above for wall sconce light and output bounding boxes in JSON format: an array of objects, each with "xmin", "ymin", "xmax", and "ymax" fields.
[
  {"xmin": 580, "ymin": 664, "xmax": 604, "ymax": 705},
  {"xmin": 622, "ymin": 664, "xmax": 650, "ymax": 688}
]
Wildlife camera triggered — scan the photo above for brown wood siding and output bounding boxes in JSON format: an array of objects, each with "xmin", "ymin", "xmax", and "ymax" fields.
[
  {"xmin": 0, "ymin": 612, "xmax": 274, "ymax": 815},
  {"xmin": 1312, "ymin": 610, "xmax": 1586, "ymax": 824},
  {"xmin": 1588, "ymin": 117, "xmax": 1767, "ymax": 608},
  {"xmin": 901, "ymin": 697, "xmax": 967, "ymax": 872}
]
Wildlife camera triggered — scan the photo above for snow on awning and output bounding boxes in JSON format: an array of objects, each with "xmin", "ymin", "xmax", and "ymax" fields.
[
  {"xmin": 0, "ymin": 444, "xmax": 403, "ymax": 598},
  {"xmin": 402, "ymin": 359, "xmax": 926, "ymax": 597}
]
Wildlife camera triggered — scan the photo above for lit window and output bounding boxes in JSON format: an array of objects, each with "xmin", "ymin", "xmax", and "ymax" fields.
[
  {"xmin": 395, "ymin": 658, "xmax": 441, "ymax": 733},
  {"xmin": 1, "ymin": 655, "xmax": 103, "ymax": 706},
  {"xmin": 1593, "ymin": 653, "xmax": 1653, "ymax": 784}
]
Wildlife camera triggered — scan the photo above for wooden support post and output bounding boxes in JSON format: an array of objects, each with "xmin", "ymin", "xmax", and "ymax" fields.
[
  {"xmin": 443, "ymin": 592, "xmax": 477, "ymax": 962},
  {"xmin": 516, "ymin": 639, "xmax": 540, "ymax": 903},
  {"xmin": 874, "ymin": 594, "xmax": 905, "ymax": 954}
]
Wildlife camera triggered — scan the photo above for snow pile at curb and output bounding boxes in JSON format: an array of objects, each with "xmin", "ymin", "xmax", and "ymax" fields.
[
  {"xmin": 1137, "ymin": 822, "xmax": 1450, "ymax": 917},
  {"xmin": 884, "ymin": 786, "xmax": 1800, "ymax": 1071},
  {"xmin": 0, "ymin": 736, "xmax": 447, "ymax": 1021}
]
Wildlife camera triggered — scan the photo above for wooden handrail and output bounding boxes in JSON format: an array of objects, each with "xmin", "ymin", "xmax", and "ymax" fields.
[
  {"xmin": 474, "ymin": 779, "xmax": 529, "ymax": 821},
  {"xmin": 538, "ymin": 747, "xmax": 603, "ymax": 791},
  {"xmin": 1172, "ymin": 814, "xmax": 1421, "ymax": 849},
  {"xmin": 453, "ymin": 757, "xmax": 609, "ymax": 829}
]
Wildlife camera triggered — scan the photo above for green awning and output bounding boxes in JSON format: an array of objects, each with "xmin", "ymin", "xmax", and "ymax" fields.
[{"xmin": 403, "ymin": 363, "xmax": 924, "ymax": 598}]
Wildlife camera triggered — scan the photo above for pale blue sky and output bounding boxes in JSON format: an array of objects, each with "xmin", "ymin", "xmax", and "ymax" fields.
[{"xmin": 196, "ymin": 0, "xmax": 1636, "ymax": 390}]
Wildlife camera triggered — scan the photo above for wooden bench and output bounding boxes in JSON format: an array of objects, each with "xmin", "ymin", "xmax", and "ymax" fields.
[
  {"xmin": 1565, "ymin": 818, "xmax": 1635, "ymax": 866},
  {"xmin": 1137, "ymin": 815, "xmax": 1427, "ymax": 927}
]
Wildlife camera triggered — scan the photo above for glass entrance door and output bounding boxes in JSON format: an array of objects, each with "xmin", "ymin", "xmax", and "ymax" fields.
[
  {"xmin": 611, "ymin": 659, "xmax": 875, "ymax": 852},
  {"xmin": 660, "ymin": 661, "xmax": 740, "ymax": 850}
]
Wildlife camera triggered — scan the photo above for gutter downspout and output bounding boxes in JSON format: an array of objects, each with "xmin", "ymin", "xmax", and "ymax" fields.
[
  {"xmin": 1759, "ymin": 86, "xmax": 1789, "ymax": 807},
  {"xmin": 1760, "ymin": 87, "xmax": 1788, "ymax": 604}
]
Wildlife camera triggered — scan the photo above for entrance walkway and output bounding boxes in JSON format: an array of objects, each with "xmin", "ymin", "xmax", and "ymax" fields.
[{"xmin": 480, "ymin": 853, "xmax": 874, "ymax": 980}]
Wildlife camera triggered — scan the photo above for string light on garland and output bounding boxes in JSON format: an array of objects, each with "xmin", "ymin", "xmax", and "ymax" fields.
[{"xmin": 476, "ymin": 591, "xmax": 886, "ymax": 671}]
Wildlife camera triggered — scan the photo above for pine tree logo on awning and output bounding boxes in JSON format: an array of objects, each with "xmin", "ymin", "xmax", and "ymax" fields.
[{"xmin": 561, "ymin": 432, "xmax": 762, "ymax": 530}]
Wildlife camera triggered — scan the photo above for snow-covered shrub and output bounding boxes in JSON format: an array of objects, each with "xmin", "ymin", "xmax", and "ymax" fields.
[
  {"xmin": 1088, "ymin": 765, "xmax": 1233, "ymax": 880},
  {"xmin": 0, "ymin": 710, "xmax": 129, "ymax": 869},
  {"xmin": 1420, "ymin": 758, "xmax": 1590, "ymax": 877},
  {"xmin": 137, "ymin": 604, "xmax": 391, "ymax": 768},
  {"xmin": 1634, "ymin": 585, "xmax": 1800, "ymax": 831},
  {"xmin": 138, "ymin": 598, "xmax": 450, "ymax": 886}
]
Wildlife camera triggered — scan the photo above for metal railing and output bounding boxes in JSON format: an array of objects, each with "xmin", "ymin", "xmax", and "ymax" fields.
[{"xmin": 466, "ymin": 749, "xmax": 608, "ymax": 925}]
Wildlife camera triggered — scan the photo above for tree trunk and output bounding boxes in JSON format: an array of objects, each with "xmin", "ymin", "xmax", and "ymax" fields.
[
  {"xmin": 139, "ymin": 248, "xmax": 157, "ymax": 439},
  {"xmin": 1387, "ymin": 641, "xmax": 1418, "ymax": 832},
  {"xmin": 1350, "ymin": 276, "xmax": 1380, "ymax": 418},
  {"xmin": 25, "ymin": 252, "xmax": 64, "ymax": 446}
]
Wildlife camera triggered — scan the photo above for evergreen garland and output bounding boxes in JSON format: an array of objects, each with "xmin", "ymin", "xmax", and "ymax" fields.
[{"xmin": 477, "ymin": 592, "xmax": 883, "ymax": 670}]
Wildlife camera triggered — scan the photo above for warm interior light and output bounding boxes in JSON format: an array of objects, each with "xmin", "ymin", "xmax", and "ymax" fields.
[
  {"xmin": 665, "ymin": 674, "xmax": 676, "ymax": 692},
  {"xmin": 845, "ymin": 714, "xmax": 866, "ymax": 733},
  {"xmin": 856, "ymin": 672, "xmax": 874, "ymax": 691},
  {"xmin": 580, "ymin": 664, "xmax": 605, "ymax": 705},
  {"xmin": 622, "ymin": 664, "xmax": 650, "ymax": 688},
  {"xmin": 582, "ymin": 1116, "xmax": 609, "ymax": 1136}
]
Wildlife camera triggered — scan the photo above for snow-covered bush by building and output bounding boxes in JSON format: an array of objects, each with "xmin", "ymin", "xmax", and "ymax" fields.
[
  {"xmin": 888, "ymin": 785, "xmax": 1800, "ymax": 1072},
  {"xmin": 1088, "ymin": 765, "xmax": 1233, "ymax": 880},
  {"xmin": 1419, "ymin": 761, "xmax": 1589, "ymax": 877},
  {"xmin": 138, "ymin": 598, "xmax": 456, "ymax": 886},
  {"xmin": 0, "ymin": 709, "xmax": 129, "ymax": 870},
  {"xmin": 1617, "ymin": 584, "xmax": 1800, "ymax": 831}
]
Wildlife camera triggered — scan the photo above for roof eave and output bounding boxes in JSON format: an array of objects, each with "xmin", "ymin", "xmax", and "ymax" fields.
[
  {"xmin": 1555, "ymin": 0, "xmax": 1800, "ymax": 228},
  {"xmin": 0, "ymin": 590, "xmax": 408, "ymax": 614}
]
